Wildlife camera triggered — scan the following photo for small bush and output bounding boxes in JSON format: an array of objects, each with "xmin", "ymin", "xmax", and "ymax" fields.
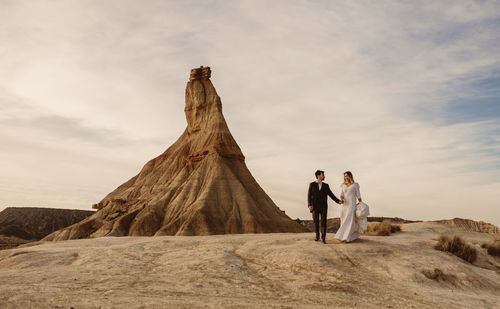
[
  {"xmin": 434, "ymin": 234, "xmax": 477, "ymax": 263},
  {"xmin": 481, "ymin": 241, "xmax": 500, "ymax": 257},
  {"xmin": 422, "ymin": 268, "xmax": 445, "ymax": 281},
  {"xmin": 389, "ymin": 222, "xmax": 401, "ymax": 233},
  {"xmin": 366, "ymin": 220, "xmax": 401, "ymax": 236}
]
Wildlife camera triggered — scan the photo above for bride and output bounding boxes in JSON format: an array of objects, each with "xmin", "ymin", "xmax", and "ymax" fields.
[{"xmin": 334, "ymin": 171, "xmax": 366, "ymax": 243}]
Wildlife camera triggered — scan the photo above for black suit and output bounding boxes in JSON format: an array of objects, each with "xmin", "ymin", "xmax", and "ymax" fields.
[{"xmin": 307, "ymin": 181, "xmax": 340, "ymax": 240}]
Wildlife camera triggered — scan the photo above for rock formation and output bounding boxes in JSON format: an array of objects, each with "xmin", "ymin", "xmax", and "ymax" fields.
[
  {"xmin": 44, "ymin": 66, "xmax": 305, "ymax": 240},
  {"xmin": 435, "ymin": 218, "xmax": 499, "ymax": 234}
]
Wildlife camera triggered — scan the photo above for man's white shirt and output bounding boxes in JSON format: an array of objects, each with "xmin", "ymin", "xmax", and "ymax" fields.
[{"xmin": 316, "ymin": 181, "xmax": 322, "ymax": 191}]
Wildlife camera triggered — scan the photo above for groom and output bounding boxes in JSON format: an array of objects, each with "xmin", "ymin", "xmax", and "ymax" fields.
[{"xmin": 308, "ymin": 170, "xmax": 341, "ymax": 243}]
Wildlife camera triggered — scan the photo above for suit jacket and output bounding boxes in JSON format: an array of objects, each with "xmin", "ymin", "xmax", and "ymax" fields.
[{"xmin": 307, "ymin": 181, "xmax": 340, "ymax": 212}]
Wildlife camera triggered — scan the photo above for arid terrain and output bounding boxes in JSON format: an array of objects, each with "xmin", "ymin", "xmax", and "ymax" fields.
[{"xmin": 0, "ymin": 221, "xmax": 498, "ymax": 308}]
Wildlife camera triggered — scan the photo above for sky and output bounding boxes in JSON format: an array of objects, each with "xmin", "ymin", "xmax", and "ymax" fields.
[{"xmin": 1, "ymin": 0, "xmax": 499, "ymax": 226}]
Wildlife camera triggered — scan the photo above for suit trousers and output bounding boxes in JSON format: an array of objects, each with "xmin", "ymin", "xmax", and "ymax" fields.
[{"xmin": 313, "ymin": 209, "xmax": 327, "ymax": 239}]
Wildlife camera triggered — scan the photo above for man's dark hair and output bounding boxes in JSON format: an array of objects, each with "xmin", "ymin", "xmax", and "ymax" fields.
[{"xmin": 315, "ymin": 170, "xmax": 324, "ymax": 178}]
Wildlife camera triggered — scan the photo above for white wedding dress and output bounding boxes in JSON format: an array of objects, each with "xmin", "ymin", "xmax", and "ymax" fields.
[{"xmin": 335, "ymin": 182, "xmax": 368, "ymax": 242}]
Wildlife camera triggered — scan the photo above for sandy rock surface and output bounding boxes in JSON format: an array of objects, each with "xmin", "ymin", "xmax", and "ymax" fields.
[{"xmin": 1, "ymin": 222, "xmax": 499, "ymax": 308}]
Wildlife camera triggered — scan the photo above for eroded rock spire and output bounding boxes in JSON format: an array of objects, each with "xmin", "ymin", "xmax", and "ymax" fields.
[{"xmin": 44, "ymin": 67, "xmax": 305, "ymax": 240}]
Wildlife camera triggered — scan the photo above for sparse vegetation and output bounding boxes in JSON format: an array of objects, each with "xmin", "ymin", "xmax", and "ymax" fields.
[
  {"xmin": 422, "ymin": 268, "xmax": 458, "ymax": 284},
  {"xmin": 365, "ymin": 220, "xmax": 401, "ymax": 236},
  {"xmin": 434, "ymin": 234, "xmax": 477, "ymax": 263},
  {"xmin": 422, "ymin": 268, "xmax": 445, "ymax": 281},
  {"xmin": 481, "ymin": 241, "xmax": 500, "ymax": 257}
]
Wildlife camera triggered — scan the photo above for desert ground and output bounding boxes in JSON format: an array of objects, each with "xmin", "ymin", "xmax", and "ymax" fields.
[{"xmin": 0, "ymin": 222, "xmax": 499, "ymax": 309}]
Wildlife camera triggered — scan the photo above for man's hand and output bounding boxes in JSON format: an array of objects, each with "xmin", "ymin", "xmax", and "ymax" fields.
[
  {"xmin": 308, "ymin": 205, "xmax": 313, "ymax": 212},
  {"xmin": 340, "ymin": 199, "xmax": 344, "ymax": 204}
]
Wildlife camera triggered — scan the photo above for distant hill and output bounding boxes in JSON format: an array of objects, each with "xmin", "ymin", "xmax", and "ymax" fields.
[
  {"xmin": 297, "ymin": 216, "xmax": 499, "ymax": 235},
  {"xmin": 296, "ymin": 216, "xmax": 421, "ymax": 233},
  {"xmin": 0, "ymin": 207, "xmax": 95, "ymax": 250},
  {"xmin": 434, "ymin": 218, "xmax": 499, "ymax": 234}
]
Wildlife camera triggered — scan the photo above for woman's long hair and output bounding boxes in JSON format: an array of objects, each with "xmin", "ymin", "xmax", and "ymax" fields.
[{"xmin": 344, "ymin": 171, "xmax": 354, "ymax": 185}]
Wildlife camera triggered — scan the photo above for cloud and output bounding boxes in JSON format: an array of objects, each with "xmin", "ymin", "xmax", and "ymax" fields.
[{"xmin": 0, "ymin": 0, "xmax": 499, "ymax": 226}]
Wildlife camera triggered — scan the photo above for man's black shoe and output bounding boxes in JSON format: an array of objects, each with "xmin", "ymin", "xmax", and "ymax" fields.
[
  {"xmin": 315, "ymin": 237, "xmax": 319, "ymax": 241},
  {"xmin": 322, "ymin": 239, "xmax": 326, "ymax": 244}
]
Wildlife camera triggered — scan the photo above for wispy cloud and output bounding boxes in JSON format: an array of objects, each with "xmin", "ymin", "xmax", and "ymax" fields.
[{"xmin": 1, "ymin": 0, "xmax": 499, "ymax": 225}]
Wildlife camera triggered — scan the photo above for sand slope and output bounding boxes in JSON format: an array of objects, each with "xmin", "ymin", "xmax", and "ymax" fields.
[{"xmin": 1, "ymin": 222, "xmax": 499, "ymax": 308}]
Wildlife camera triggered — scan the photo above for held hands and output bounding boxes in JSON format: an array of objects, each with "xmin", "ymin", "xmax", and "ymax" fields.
[
  {"xmin": 308, "ymin": 205, "xmax": 313, "ymax": 212},
  {"xmin": 339, "ymin": 199, "xmax": 344, "ymax": 204}
]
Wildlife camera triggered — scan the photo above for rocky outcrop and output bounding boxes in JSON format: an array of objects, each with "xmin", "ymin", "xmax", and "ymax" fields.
[
  {"xmin": 435, "ymin": 218, "xmax": 499, "ymax": 234},
  {"xmin": 44, "ymin": 66, "xmax": 305, "ymax": 240},
  {"xmin": 0, "ymin": 207, "xmax": 94, "ymax": 249}
]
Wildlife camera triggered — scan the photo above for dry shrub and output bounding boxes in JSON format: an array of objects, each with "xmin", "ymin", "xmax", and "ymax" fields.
[
  {"xmin": 481, "ymin": 241, "xmax": 500, "ymax": 257},
  {"xmin": 422, "ymin": 268, "xmax": 445, "ymax": 281},
  {"xmin": 366, "ymin": 220, "xmax": 401, "ymax": 236},
  {"xmin": 434, "ymin": 234, "xmax": 477, "ymax": 263},
  {"xmin": 422, "ymin": 268, "xmax": 459, "ymax": 285}
]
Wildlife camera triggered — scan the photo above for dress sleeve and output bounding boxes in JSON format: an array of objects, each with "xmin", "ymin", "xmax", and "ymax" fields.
[{"xmin": 355, "ymin": 183, "xmax": 362, "ymax": 200}]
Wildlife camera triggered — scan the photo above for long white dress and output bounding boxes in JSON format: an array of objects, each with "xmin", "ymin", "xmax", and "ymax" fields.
[{"xmin": 335, "ymin": 182, "xmax": 362, "ymax": 242}]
